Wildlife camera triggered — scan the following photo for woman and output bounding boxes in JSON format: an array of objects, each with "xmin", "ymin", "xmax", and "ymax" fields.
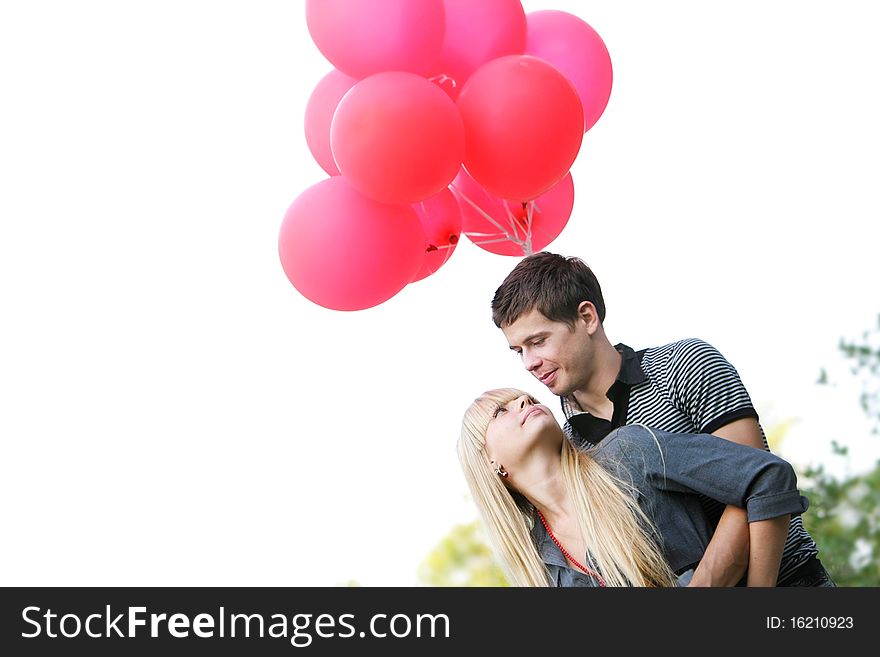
[{"xmin": 458, "ymin": 388, "xmax": 814, "ymax": 587}]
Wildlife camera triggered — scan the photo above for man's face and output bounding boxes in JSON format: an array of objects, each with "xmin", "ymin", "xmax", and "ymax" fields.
[{"xmin": 501, "ymin": 308, "xmax": 592, "ymax": 397}]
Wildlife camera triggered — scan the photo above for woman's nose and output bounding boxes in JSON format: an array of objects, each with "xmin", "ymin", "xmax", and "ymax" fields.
[{"xmin": 518, "ymin": 395, "xmax": 532, "ymax": 409}]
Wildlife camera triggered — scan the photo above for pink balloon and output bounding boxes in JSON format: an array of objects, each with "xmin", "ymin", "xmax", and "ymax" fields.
[
  {"xmin": 411, "ymin": 188, "xmax": 462, "ymax": 282},
  {"xmin": 525, "ymin": 10, "xmax": 613, "ymax": 133},
  {"xmin": 305, "ymin": 0, "xmax": 445, "ymax": 79},
  {"xmin": 457, "ymin": 55, "xmax": 583, "ymax": 202},
  {"xmin": 453, "ymin": 168, "xmax": 574, "ymax": 256},
  {"xmin": 304, "ymin": 69, "xmax": 358, "ymax": 176},
  {"xmin": 331, "ymin": 72, "xmax": 465, "ymax": 205},
  {"xmin": 278, "ymin": 177, "xmax": 425, "ymax": 311},
  {"xmin": 431, "ymin": 0, "xmax": 527, "ymax": 100}
]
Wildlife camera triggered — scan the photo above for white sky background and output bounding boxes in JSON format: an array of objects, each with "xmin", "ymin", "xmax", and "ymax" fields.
[{"xmin": 1, "ymin": 1, "xmax": 878, "ymax": 586}]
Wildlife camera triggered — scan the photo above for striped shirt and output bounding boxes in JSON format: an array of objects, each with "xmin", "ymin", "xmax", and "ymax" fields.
[{"xmin": 560, "ymin": 338, "xmax": 818, "ymax": 585}]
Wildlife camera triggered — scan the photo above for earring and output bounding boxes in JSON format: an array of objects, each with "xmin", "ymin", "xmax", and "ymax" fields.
[{"xmin": 491, "ymin": 460, "xmax": 509, "ymax": 479}]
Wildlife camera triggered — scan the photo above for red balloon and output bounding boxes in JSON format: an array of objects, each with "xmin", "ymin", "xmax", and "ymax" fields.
[
  {"xmin": 331, "ymin": 72, "xmax": 465, "ymax": 205},
  {"xmin": 452, "ymin": 168, "xmax": 574, "ymax": 256},
  {"xmin": 457, "ymin": 55, "xmax": 583, "ymax": 201},
  {"xmin": 304, "ymin": 69, "xmax": 358, "ymax": 176},
  {"xmin": 411, "ymin": 188, "xmax": 462, "ymax": 282},
  {"xmin": 431, "ymin": 0, "xmax": 527, "ymax": 100},
  {"xmin": 278, "ymin": 177, "xmax": 426, "ymax": 311},
  {"xmin": 305, "ymin": 0, "xmax": 445, "ymax": 79},
  {"xmin": 525, "ymin": 10, "xmax": 613, "ymax": 133}
]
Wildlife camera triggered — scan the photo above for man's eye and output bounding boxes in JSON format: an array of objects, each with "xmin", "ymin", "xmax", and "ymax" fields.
[{"xmin": 532, "ymin": 338, "xmax": 545, "ymax": 346}]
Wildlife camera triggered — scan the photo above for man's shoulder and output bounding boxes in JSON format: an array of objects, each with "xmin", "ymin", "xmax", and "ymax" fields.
[
  {"xmin": 644, "ymin": 337, "xmax": 718, "ymax": 356},
  {"xmin": 641, "ymin": 338, "xmax": 726, "ymax": 369}
]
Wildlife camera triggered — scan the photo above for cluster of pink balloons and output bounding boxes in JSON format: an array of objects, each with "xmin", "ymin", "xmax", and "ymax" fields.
[{"xmin": 279, "ymin": 0, "xmax": 613, "ymax": 311}]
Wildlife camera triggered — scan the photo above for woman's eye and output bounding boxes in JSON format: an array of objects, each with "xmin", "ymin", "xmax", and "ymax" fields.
[{"xmin": 492, "ymin": 406, "xmax": 508, "ymax": 418}]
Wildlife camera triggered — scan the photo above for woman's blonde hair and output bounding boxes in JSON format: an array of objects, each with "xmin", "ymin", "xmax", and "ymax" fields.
[{"xmin": 457, "ymin": 388, "xmax": 676, "ymax": 587}]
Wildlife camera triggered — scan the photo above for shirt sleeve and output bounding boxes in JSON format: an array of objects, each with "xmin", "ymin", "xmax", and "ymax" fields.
[
  {"xmin": 602, "ymin": 426, "xmax": 809, "ymax": 522},
  {"xmin": 663, "ymin": 338, "xmax": 759, "ymax": 434}
]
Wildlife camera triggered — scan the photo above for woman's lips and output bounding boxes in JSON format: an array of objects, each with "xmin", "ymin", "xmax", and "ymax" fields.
[{"xmin": 522, "ymin": 407, "xmax": 544, "ymax": 424}]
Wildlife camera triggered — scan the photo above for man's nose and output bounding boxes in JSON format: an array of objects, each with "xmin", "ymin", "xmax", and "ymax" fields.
[{"xmin": 523, "ymin": 351, "xmax": 541, "ymax": 372}]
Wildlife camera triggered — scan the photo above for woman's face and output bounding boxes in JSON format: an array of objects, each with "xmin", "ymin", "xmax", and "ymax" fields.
[{"xmin": 484, "ymin": 393, "xmax": 561, "ymax": 471}]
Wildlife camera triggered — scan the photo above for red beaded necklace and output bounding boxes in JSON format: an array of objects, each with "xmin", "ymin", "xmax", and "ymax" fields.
[{"xmin": 537, "ymin": 510, "xmax": 606, "ymax": 587}]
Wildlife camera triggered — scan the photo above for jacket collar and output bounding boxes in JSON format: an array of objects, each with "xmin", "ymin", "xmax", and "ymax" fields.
[{"xmin": 531, "ymin": 515, "xmax": 568, "ymax": 568}]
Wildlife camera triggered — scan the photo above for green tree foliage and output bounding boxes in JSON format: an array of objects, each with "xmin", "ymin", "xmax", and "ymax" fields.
[
  {"xmin": 800, "ymin": 444, "xmax": 880, "ymax": 585},
  {"xmin": 418, "ymin": 520, "xmax": 509, "ymax": 586},
  {"xmin": 806, "ymin": 314, "xmax": 880, "ymax": 585},
  {"xmin": 837, "ymin": 314, "xmax": 880, "ymax": 433}
]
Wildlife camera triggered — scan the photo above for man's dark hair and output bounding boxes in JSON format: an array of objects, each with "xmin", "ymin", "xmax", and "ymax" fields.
[{"xmin": 491, "ymin": 252, "xmax": 606, "ymax": 328}]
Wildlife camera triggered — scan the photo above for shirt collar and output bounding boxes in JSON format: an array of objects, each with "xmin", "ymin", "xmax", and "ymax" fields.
[
  {"xmin": 562, "ymin": 343, "xmax": 646, "ymax": 417},
  {"xmin": 614, "ymin": 343, "xmax": 647, "ymax": 386}
]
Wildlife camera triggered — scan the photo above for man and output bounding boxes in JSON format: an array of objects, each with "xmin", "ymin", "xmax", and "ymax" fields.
[{"xmin": 491, "ymin": 251, "xmax": 832, "ymax": 586}]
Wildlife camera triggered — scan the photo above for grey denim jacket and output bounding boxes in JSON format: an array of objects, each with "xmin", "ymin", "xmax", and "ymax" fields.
[{"xmin": 534, "ymin": 425, "xmax": 809, "ymax": 587}]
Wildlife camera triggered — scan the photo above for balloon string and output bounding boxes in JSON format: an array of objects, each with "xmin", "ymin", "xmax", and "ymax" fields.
[
  {"xmin": 450, "ymin": 184, "xmax": 533, "ymax": 255},
  {"xmin": 525, "ymin": 201, "xmax": 535, "ymax": 256},
  {"xmin": 502, "ymin": 200, "xmax": 535, "ymax": 256},
  {"xmin": 467, "ymin": 237, "xmax": 521, "ymax": 246},
  {"xmin": 449, "ymin": 184, "xmax": 510, "ymax": 236},
  {"xmin": 501, "ymin": 201, "xmax": 523, "ymax": 241}
]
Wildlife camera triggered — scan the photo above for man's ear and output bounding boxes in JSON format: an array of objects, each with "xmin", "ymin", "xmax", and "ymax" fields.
[{"xmin": 576, "ymin": 301, "xmax": 600, "ymax": 334}]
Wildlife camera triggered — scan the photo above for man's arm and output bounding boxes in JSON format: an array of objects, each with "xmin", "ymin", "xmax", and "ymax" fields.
[
  {"xmin": 688, "ymin": 417, "xmax": 766, "ymax": 587},
  {"xmin": 687, "ymin": 507, "xmax": 750, "ymax": 586},
  {"xmin": 747, "ymin": 515, "xmax": 790, "ymax": 586}
]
